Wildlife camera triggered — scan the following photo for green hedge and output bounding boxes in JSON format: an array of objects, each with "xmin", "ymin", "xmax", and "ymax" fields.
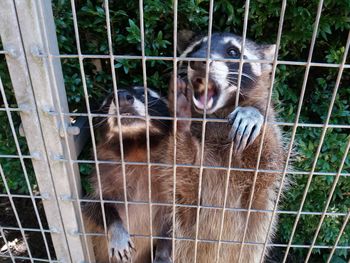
[{"xmin": 1, "ymin": 0, "xmax": 349, "ymax": 261}]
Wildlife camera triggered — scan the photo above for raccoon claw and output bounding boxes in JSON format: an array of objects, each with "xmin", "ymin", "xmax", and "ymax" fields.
[
  {"xmin": 228, "ymin": 106, "xmax": 263, "ymax": 153},
  {"xmin": 108, "ymin": 222, "xmax": 134, "ymax": 262}
]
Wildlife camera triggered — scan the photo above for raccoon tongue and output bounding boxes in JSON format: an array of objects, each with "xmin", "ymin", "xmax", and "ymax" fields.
[
  {"xmin": 193, "ymin": 88, "xmax": 215, "ymax": 110},
  {"xmin": 199, "ymin": 89, "xmax": 214, "ymax": 106}
]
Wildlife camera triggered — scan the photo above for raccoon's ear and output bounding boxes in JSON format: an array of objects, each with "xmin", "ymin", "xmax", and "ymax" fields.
[
  {"xmin": 177, "ymin": 29, "xmax": 196, "ymax": 54},
  {"xmin": 261, "ymin": 44, "xmax": 277, "ymax": 61}
]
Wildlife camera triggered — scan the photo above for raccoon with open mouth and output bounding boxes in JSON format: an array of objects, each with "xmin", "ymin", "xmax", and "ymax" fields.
[
  {"xmin": 169, "ymin": 31, "xmax": 287, "ymax": 262},
  {"xmin": 82, "ymin": 79, "xmax": 198, "ymax": 263},
  {"xmin": 179, "ymin": 31, "xmax": 277, "ymax": 152}
]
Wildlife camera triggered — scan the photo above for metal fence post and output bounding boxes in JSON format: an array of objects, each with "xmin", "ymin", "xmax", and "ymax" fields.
[{"xmin": 0, "ymin": 0, "xmax": 94, "ymax": 262}]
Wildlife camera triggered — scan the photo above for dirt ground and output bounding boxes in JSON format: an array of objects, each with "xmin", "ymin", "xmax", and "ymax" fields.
[{"xmin": 0, "ymin": 197, "xmax": 55, "ymax": 262}]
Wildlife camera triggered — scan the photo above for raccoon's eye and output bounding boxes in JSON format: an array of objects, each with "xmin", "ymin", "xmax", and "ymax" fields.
[{"xmin": 227, "ymin": 47, "xmax": 240, "ymax": 58}]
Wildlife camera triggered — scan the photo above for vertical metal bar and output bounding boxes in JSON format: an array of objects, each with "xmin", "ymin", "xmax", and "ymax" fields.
[
  {"xmin": 283, "ymin": 30, "xmax": 350, "ymax": 263},
  {"xmin": 138, "ymin": 0, "xmax": 154, "ymax": 261},
  {"xmin": 172, "ymin": 0, "xmax": 179, "ymax": 261},
  {"xmin": 237, "ymin": 0, "xmax": 287, "ymax": 261},
  {"xmin": 234, "ymin": 0, "xmax": 251, "ymax": 108},
  {"xmin": 103, "ymin": 2, "xmax": 131, "ymax": 263},
  {"xmin": 215, "ymin": 0, "xmax": 251, "ymax": 261},
  {"xmin": 326, "ymin": 211, "xmax": 350, "ymax": 263},
  {"xmin": 8, "ymin": 0, "xmax": 95, "ymax": 261},
  {"xmin": 259, "ymin": 1, "xmax": 325, "ymax": 261},
  {"xmin": 193, "ymin": 1, "xmax": 214, "ymax": 262},
  {"xmin": 0, "ymin": 164, "xmax": 34, "ymax": 262},
  {"xmin": 0, "ymin": 226, "xmax": 16, "ymax": 263},
  {"xmin": 304, "ymin": 135, "xmax": 350, "ymax": 262}
]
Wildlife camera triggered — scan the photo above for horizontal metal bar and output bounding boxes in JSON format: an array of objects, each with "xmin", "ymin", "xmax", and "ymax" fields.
[
  {"xmin": 36, "ymin": 53, "xmax": 350, "ymax": 68},
  {"xmin": 72, "ymin": 160, "xmax": 350, "ymax": 177},
  {"xmin": 0, "ymin": 50, "xmax": 8, "ymax": 54},
  {"xmin": 1, "ymin": 154, "xmax": 349, "ymax": 177},
  {"xmin": 0, "ymin": 193, "xmax": 46, "ymax": 199},
  {"xmin": 3, "ymin": 225, "xmax": 349, "ymax": 250},
  {"xmin": 0, "ymin": 107, "xmax": 22, "ymax": 112},
  {"xmin": 4, "ymin": 107, "xmax": 350, "ymax": 130},
  {"xmin": 70, "ymin": 232, "xmax": 350, "ymax": 250},
  {"xmin": 1, "ymin": 194, "xmax": 347, "ymax": 216},
  {"xmin": 0, "ymin": 154, "xmax": 34, "ymax": 159},
  {"xmin": 1, "ymin": 226, "xmax": 56, "ymax": 233},
  {"xmin": 48, "ymin": 111, "xmax": 350, "ymax": 129},
  {"xmin": 66, "ymin": 197, "xmax": 350, "ymax": 217}
]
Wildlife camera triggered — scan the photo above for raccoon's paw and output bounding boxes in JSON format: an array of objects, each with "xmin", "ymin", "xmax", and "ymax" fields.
[
  {"xmin": 176, "ymin": 78, "xmax": 191, "ymax": 116},
  {"xmin": 108, "ymin": 222, "xmax": 135, "ymax": 262},
  {"xmin": 175, "ymin": 77, "xmax": 192, "ymax": 132},
  {"xmin": 228, "ymin": 106, "xmax": 264, "ymax": 153}
]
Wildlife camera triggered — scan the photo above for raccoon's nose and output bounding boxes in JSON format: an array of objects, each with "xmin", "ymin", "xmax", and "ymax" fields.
[
  {"xmin": 189, "ymin": 60, "xmax": 207, "ymax": 71},
  {"xmin": 118, "ymin": 90, "xmax": 134, "ymax": 106}
]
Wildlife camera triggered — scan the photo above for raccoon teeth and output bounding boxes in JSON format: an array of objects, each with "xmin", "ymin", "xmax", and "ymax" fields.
[
  {"xmin": 193, "ymin": 96, "xmax": 204, "ymax": 109},
  {"xmin": 207, "ymin": 97, "xmax": 214, "ymax": 109}
]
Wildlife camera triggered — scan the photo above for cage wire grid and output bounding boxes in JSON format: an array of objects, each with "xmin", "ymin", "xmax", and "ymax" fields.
[
  {"xmin": 0, "ymin": 0, "xmax": 349, "ymax": 262},
  {"xmin": 1, "ymin": 0, "xmax": 88, "ymax": 262},
  {"xmin": 0, "ymin": 60, "xmax": 53, "ymax": 262}
]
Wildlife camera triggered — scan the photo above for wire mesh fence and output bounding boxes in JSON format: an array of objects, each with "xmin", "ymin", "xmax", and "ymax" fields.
[{"xmin": 0, "ymin": 0, "xmax": 349, "ymax": 263}]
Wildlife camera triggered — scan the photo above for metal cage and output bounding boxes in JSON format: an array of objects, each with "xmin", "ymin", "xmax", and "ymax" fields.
[{"xmin": 0, "ymin": 0, "xmax": 349, "ymax": 263}]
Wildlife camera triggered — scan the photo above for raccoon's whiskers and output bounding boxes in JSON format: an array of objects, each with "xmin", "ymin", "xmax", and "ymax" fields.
[
  {"xmin": 226, "ymin": 80, "xmax": 245, "ymax": 95},
  {"xmin": 227, "ymin": 71, "xmax": 257, "ymax": 82},
  {"xmin": 147, "ymin": 98, "xmax": 162, "ymax": 107},
  {"xmin": 93, "ymin": 117, "xmax": 108, "ymax": 128}
]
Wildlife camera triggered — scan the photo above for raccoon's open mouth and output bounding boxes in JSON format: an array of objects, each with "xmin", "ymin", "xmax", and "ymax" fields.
[{"xmin": 191, "ymin": 78, "xmax": 218, "ymax": 113}]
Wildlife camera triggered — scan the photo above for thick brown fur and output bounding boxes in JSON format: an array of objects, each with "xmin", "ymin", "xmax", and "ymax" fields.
[
  {"xmin": 160, "ymin": 69, "xmax": 286, "ymax": 262},
  {"xmin": 84, "ymin": 140, "xmax": 166, "ymax": 262},
  {"xmin": 83, "ymin": 83, "xmax": 199, "ymax": 263}
]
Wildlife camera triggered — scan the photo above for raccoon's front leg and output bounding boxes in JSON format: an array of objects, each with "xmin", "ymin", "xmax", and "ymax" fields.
[
  {"xmin": 108, "ymin": 220, "xmax": 135, "ymax": 262},
  {"xmin": 83, "ymin": 201, "xmax": 135, "ymax": 262},
  {"xmin": 228, "ymin": 106, "xmax": 264, "ymax": 153}
]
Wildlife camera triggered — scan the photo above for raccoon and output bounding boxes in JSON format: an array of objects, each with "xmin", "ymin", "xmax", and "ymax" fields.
[
  {"xmin": 168, "ymin": 32, "xmax": 286, "ymax": 262},
  {"xmin": 179, "ymin": 31, "xmax": 278, "ymax": 152},
  {"xmin": 82, "ymin": 80, "xmax": 198, "ymax": 263}
]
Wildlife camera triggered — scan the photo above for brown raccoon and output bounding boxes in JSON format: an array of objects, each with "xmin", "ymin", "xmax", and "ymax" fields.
[
  {"xmin": 82, "ymin": 80, "xmax": 198, "ymax": 263},
  {"xmin": 164, "ymin": 32, "xmax": 287, "ymax": 262}
]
